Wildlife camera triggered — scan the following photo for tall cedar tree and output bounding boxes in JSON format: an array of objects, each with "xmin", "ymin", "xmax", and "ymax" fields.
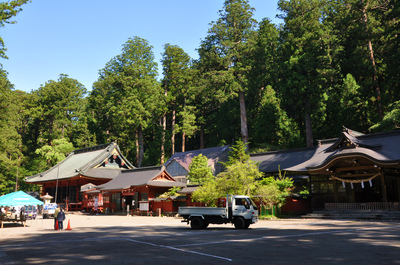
[
  {"xmin": 247, "ymin": 19, "xmax": 301, "ymax": 149},
  {"xmin": 197, "ymin": 0, "xmax": 257, "ymax": 149},
  {"xmin": 383, "ymin": 0, "xmax": 400, "ymax": 104},
  {"xmin": 277, "ymin": 0, "xmax": 333, "ymax": 147},
  {"xmin": 91, "ymin": 37, "xmax": 163, "ymax": 167},
  {"xmin": 161, "ymin": 44, "xmax": 195, "ymax": 158},
  {"xmin": 326, "ymin": 0, "xmax": 388, "ymax": 129},
  {"xmin": 31, "ymin": 74, "xmax": 87, "ymax": 148}
]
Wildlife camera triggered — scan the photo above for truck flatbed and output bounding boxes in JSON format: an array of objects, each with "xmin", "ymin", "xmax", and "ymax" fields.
[{"xmin": 178, "ymin": 207, "xmax": 227, "ymax": 217}]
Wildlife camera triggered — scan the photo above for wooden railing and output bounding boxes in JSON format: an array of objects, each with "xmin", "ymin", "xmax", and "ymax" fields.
[
  {"xmin": 66, "ymin": 203, "xmax": 82, "ymax": 211},
  {"xmin": 325, "ymin": 202, "xmax": 400, "ymax": 211}
]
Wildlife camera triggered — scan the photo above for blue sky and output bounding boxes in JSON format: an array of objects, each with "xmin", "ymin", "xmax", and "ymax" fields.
[{"xmin": 1, "ymin": 0, "xmax": 282, "ymax": 92}]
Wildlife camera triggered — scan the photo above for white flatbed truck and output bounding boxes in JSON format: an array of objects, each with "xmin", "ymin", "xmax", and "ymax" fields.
[
  {"xmin": 42, "ymin": 203, "xmax": 57, "ymax": 219},
  {"xmin": 179, "ymin": 195, "xmax": 258, "ymax": 229}
]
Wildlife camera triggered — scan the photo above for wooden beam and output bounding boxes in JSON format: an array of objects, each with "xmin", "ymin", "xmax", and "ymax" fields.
[
  {"xmin": 336, "ymin": 172, "xmax": 378, "ymax": 178},
  {"xmin": 335, "ymin": 165, "xmax": 378, "ymax": 173}
]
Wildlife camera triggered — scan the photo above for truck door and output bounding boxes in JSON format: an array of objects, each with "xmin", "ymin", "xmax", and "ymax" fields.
[
  {"xmin": 234, "ymin": 198, "xmax": 247, "ymax": 213},
  {"xmin": 233, "ymin": 198, "xmax": 254, "ymax": 218}
]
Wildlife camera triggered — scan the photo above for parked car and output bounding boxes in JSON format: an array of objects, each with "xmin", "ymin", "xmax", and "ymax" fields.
[
  {"xmin": 0, "ymin": 207, "xmax": 19, "ymax": 220},
  {"xmin": 23, "ymin": 205, "xmax": 37, "ymax": 220}
]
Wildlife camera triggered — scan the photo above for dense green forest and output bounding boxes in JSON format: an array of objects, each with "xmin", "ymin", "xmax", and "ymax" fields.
[{"xmin": 0, "ymin": 0, "xmax": 399, "ymax": 194}]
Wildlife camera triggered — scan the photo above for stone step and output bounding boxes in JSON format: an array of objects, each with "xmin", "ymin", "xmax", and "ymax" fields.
[{"xmin": 302, "ymin": 210, "xmax": 400, "ymax": 220}]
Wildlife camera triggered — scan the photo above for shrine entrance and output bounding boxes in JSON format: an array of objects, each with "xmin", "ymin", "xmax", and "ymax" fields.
[{"xmin": 308, "ymin": 153, "xmax": 400, "ymax": 210}]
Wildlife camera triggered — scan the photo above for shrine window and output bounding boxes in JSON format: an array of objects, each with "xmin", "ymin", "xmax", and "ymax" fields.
[{"xmin": 141, "ymin": 193, "xmax": 148, "ymax": 201}]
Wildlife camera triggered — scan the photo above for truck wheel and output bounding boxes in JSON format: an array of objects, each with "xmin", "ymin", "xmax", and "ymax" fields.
[
  {"xmin": 43, "ymin": 214, "xmax": 47, "ymax": 219},
  {"xmin": 234, "ymin": 217, "xmax": 245, "ymax": 229},
  {"xmin": 202, "ymin": 221, "xmax": 209, "ymax": 229},
  {"xmin": 190, "ymin": 217, "xmax": 204, "ymax": 230}
]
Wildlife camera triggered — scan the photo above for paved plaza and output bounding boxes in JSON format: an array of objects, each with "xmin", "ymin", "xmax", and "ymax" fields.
[{"xmin": 1, "ymin": 214, "xmax": 400, "ymax": 264}]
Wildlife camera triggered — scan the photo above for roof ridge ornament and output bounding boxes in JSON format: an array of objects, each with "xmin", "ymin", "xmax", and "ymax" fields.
[
  {"xmin": 342, "ymin": 126, "xmax": 365, "ymax": 137},
  {"xmin": 326, "ymin": 129, "xmax": 382, "ymax": 152}
]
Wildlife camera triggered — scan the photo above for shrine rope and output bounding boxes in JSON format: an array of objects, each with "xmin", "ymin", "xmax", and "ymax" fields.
[{"xmin": 331, "ymin": 172, "xmax": 381, "ymax": 184}]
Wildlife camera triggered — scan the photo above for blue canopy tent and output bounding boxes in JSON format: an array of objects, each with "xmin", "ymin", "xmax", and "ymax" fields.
[{"xmin": 0, "ymin": 191, "xmax": 43, "ymax": 207}]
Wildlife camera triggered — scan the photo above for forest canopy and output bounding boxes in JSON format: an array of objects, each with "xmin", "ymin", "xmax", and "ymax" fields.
[{"xmin": 1, "ymin": 0, "xmax": 399, "ymax": 194}]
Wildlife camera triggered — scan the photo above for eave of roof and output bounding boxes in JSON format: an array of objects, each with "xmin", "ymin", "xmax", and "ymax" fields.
[
  {"xmin": 250, "ymin": 146, "xmax": 317, "ymax": 174},
  {"xmin": 97, "ymin": 165, "xmax": 184, "ymax": 191},
  {"xmin": 179, "ymin": 185, "xmax": 199, "ymax": 194}
]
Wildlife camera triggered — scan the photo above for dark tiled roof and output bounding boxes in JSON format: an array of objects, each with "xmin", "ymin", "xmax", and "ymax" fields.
[
  {"xmin": 97, "ymin": 166, "xmax": 186, "ymax": 191},
  {"xmin": 251, "ymin": 147, "xmax": 316, "ymax": 174},
  {"xmin": 251, "ymin": 130, "xmax": 400, "ymax": 174},
  {"xmin": 164, "ymin": 145, "xmax": 230, "ymax": 171},
  {"xmin": 82, "ymin": 168, "xmax": 122, "ymax": 179}
]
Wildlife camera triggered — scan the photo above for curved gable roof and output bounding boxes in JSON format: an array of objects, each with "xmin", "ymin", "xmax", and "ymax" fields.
[
  {"xmin": 252, "ymin": 129, "xmax": 400, "ymax": 174},
  {"xmin": 286, "ymin": 130, "xmax": 400, "ymax": 173},
  {"xmin": 26, "ymin": 142, "xmax": 135, "ymax": 183},
  {"xmin": 326, "ymin": 131, "xmax": 382, "ymax": 152}
]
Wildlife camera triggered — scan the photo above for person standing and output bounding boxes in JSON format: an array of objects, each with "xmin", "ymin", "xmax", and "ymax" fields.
[
  {"xmin": 57, "ymin": 208, "xmax": 66, "ymax": 230},
  {"xmin": 54, "ymin": 205, "xmax": 60, "ymax": 229}
]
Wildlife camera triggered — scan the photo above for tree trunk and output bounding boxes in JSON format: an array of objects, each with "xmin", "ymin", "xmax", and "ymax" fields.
[
  {"xmin": 200, "ymin": 124, "xmax": 205, "ymax": 149},
  {"xmin": 15, "ymin": 163, "xmax": 19, "ymax": 191},
  {"xmin": 182, "ymin": 131, "xmax": 186, "ymax": 152},
  {"xmin": 171, "ymin": 104, "xmax": 176, "ymax": 155},
  {"xmin": 135, "ymin": 131, "xmax": 139, "ymax": 166},
  {"xmin": 239, "ymin": 91, "xmax": 249, "ymax": 150},
  {"xmin": 161, "ymin": 115, "xmax": 166, "ymax": 164},
  {"xmin": 161, "ymin": 84, "xmax": 168, "ymax": 164},
  {"xmin": 137, "ymin": 126, "xmax": 144, "ymax": 167},
  {"xmin": 305, "ymin": 109, "xmax": 313, "ymax": 147},
  {"xmin": 361, "ymin": 0, "xmax": 383, "ymax": 120},
  {"xmin": 48, "ymin": 118, "xmax": 54, "ymax": 146},
  {"xmin": 182, "ymin": 99, "xmax": 187, "ymax": 152}
]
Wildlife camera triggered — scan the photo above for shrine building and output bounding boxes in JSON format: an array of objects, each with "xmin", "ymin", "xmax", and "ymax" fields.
[
  {"xmin": 96, "ymin": 165, "xmax": 186, "ymax": 214},
  {"xmin": 251, "ymin": 128, "xmax": 400, "ymax": 212},
  {"xmin": 25, "ymin": 142, "xmax": 135, "ymax": 211}
]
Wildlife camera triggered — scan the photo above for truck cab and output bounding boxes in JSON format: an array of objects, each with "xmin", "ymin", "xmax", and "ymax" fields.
[{"xmin": 228, "ymin": 195, "xmax": 258, "ymax": 229}]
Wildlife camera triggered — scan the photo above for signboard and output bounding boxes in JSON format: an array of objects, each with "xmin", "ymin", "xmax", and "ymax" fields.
[
  {"xmin": 94, "ymin": 198, "xmax": 98, "ymax": 211},
  {"xmin": 139, "ymin": 201, "xmax": 149, "ymax": 211}
]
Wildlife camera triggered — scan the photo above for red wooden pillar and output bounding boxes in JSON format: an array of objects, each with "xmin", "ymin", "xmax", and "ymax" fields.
[{"xmin": 76, "ymin": 184, "xmax": 79, "ymax": 203}]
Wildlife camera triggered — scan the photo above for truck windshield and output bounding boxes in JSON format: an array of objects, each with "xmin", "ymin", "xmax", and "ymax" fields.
[
  {"xmin": 247, "ymin": 198, "xmax": 257, "ymax": 209},
  {"xmin": 44, "ymin": 204, "xmax": 56, "ymax": 210}
]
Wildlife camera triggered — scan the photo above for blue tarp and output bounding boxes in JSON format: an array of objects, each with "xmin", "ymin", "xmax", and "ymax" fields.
[{"xmin": 0, "ymin": 191, "xmax": 43, "ymax": 207}]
